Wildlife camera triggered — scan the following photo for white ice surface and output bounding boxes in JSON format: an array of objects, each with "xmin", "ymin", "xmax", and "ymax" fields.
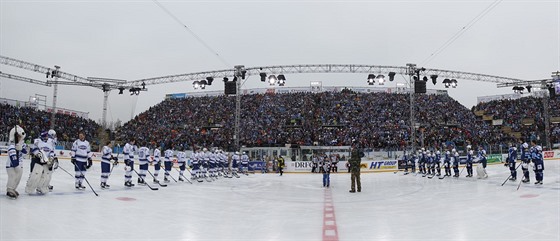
[{"xmin": 1, "ymin": 156, "xmax": 559, "ymax": 241}]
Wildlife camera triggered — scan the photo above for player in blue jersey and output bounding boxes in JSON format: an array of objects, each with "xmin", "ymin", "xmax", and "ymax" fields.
[
  {"xmin": 465, "ymin": 145, "xmax": 474, "ymax": 178},
  {"xmin": 505, "ymin": 144, "xmax": 518, "ymax": 181},
  {"xmin": 532, "ymin": 145, "xmax": 544, "ymax": 185},
  {"xmin": 520, "ymin": 142, "xmax": 532, "ymax": 183}
]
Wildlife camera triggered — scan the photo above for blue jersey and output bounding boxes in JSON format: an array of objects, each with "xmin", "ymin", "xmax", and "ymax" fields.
[
  {"xmin": 521, "ymin": 149, "xmax": 531, "ymax": 162},
  {"xmin": 466, "ymin": 153, "xmax": 473, "ymax": 163},
  {"xmin": 508, "ymin": 147, "xmax": 517, "ymax": 162},
  {"xmin": 444, "ymin": 154, "xmax": 451, "ymax": 163}
]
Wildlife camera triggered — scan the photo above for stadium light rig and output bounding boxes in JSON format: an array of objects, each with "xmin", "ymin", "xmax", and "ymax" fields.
[
  {"xmin": 367, "ymin": 74, "xmax": 375, "ymax": 85},
  {"xmin": 277, "ymin": 75, "xmax": 286, "ymax": 86},
  {"xmin": 268, "ymin": 75, "xmax": 277, "ymax": 85},
  {"xmin": 376, "ymin": 75, "xmax": 385, "ymax": 85}
]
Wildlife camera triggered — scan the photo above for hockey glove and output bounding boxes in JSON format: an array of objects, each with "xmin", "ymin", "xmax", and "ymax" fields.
[
  {"xmin": 71, "ymin": 157, "xmax": 77, "ymax": 165},
  {"xmin": 113, "ymin": 159, "xmax": 119, "ymax": 166},
  {"xmin": 52, "ymin": 157, "xmax": 59, "ymax": 170},
  {"xmin": 86, "ymin": 158, "xmax": 93, "ymax": 169}
]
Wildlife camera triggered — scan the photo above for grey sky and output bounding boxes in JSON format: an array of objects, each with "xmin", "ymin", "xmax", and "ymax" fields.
[{"xmin": 0, "ymin": 0, "xmax": 558, "ymax": 126}]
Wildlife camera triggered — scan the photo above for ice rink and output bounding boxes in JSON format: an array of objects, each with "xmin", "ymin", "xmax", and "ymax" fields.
[{"xmin": 1, "ymin": 157, "xmax": 559, "ymax": 241}]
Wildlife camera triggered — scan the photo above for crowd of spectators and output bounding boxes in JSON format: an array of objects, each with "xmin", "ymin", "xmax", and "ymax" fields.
[
  {"xmin": 116, "ymin": 90, "xmax": 503, "ymax": 151},
  {"xmin": 1, "ymin": 103, "xmax": 101, "ymax": 147},
  {"xmin": 473, "ymin": 96, "xmax": 560, "ymax": 148},
  {"xmin": 3, "ymin": 91, "xmax": 557, "ymax": 153}
]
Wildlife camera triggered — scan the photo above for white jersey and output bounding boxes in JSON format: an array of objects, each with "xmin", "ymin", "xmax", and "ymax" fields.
[
  {"xmin": 153, "ymin": 148, "xmax": 161, "ymax": 163},
  {"xmin": 177, "ymin": 151, "xmax": 187, "ymax": 163},
  {"xmin": 123, "ymin": 143, "xmax": 135, "ymax": 161},
  {"xmin": 71, "ymin": 139, "xmax": 92, "ymax": 163},
  {"xmin": 219, "ymin": 153, "xmax": 227, "ymax": 164},
  {"xmin": 241, "ymin": 154, "xmax": 249, "ymax": 165},
  {"xmin": 101, "ymin": 146, "xmax": 113, "ymax": 164},
  {"xmin": 138, "ymin": 147, "xmax": 150, "ymax": 165},
  {"xmin": 164, "ymin": 149, "xmax": 174, "ymax": 162},
  {"xmin": 31, "ymin": 138, "xmax": 56, "ymax": 158}
]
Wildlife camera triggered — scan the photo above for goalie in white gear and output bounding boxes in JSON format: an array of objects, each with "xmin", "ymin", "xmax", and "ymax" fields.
[
  {"xmin": 476, "ymin": 146, "xmax": 488, "ymax": 179},
  {"xmin": 6, "ymin": 125, "xmax": 27, "ymax": 199},
  {"xmin": 26, "ymin": 131, "xmax": 58, "ymax": 194}
]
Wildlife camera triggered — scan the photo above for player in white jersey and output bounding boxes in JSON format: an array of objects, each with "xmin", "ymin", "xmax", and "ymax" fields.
[
  {"xmin": 219, "ymin": 150, "xmax": 228, "ymax": 176},
  {"xmin": 100, "ymin": 140, "xmax": 118, "ymax": 189},
  {"xmin": 209, "ymin": 150, "xmax": 218, "ymax": 178},
  {"xmin": 152, "ymin": 147, "xmax": 162, "ymax": 183},
  {"xmin": 177, "ymin": 148, "xmax": 188, "ymax": 181},
  {"xmin": 26, "ymin": 131, "xmax": 59, "ymax": 194},
  {"xmin": 190, "ymin": 150, "xmax": 200, "ymax": 180},
  {"xmin": 240, "ymin": 152, "xmax": 249, "ymax": 175},
  {"xmin": 70, "ymin": 132, "xmax": 93, "ymax": 190},
  {"xmin": 231, "ymin": 152, "xmax": 240, "ymax": 178},
  {"xmin": 137, "ymin": 142, "xmax": 151, "ymax": 185},
  {"xmin": 6, "ymin": 125, "xmax": 27, "ymax": 199},
  {"xmin": 123, "ymin": 139, "xmax": 136, "ymax": 187},
  {"xmin": 163, "ymin": 145, "xmax": 175, "ymax": 183}
]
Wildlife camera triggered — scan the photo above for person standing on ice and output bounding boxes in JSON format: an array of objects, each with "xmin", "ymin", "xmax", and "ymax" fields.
[{"xmin": 348, "ymin": 140, "xmax": 363, "ymax": 193}]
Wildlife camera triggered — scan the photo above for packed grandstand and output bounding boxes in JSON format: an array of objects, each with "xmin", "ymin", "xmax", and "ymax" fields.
[{"xmin": 1, "ymin": 88, "xmax": 558, "ymax": 152}]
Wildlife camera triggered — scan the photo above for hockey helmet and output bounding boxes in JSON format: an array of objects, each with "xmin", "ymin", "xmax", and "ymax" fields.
[
  {"xmin": 452, "ymin": 148, "xmax": 456, "ymax": 153},
  {"xmin": 535, "ymin": 145, "xmax": 542, "ymax": 152},
  {"xmin": 9, "ymin": 125, "xmax": 26, "ymax": 151},
  {"xmin": 522, "ymin": 142, "xmax": 529, "ymax": 149},
  {"xmin": 466, "ymin": 145, "xmax": 472, "ymax": 150},
  {"xmin": 203, "ymin": 148, "xmax": 208, "ymax": 152},
  {"xmin": 48, "ymin": 129, "xmax": 56, "ymax": 139},
  {"xmin": 469, "ymin": 150, "xmax": 474, "ymax": 155},
  {"xmin": 40, "ymin": 131, "xmax": 48, "ymax": 141},
  {"xmin": 446, "ymin": 151, "xmax": 450, "ymax": 155},
  {"xmin": 436, "ymin": 151, "xmax": 440, "ymax": 155},
  {"xmin": 235, "ymin": 151, "xmax": 240, "ymax": 155}
]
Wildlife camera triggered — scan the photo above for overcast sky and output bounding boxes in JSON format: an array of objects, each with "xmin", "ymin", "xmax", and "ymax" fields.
[{"xmin": 1, "ymin": 0, "xmax": 558, "ymax": 126}]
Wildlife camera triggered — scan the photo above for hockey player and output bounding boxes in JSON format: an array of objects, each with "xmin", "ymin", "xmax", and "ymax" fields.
[
  {"xmin": 137, "ymin": 142, "xmax": 150, "ymax": 185},
  {"xmin": 29, "ymin": 131, "xmax": 58, "ymax": 191},
  {"xmin": 209, "ymin": 150, "xmax": 218, "ymax": 178},
  {"xmin": 532, "ymin": 145, "xmax": 544, "ymax": 185},
  {"xmin": 232, "ymin": 151, "xmax": 240, "ymax": 178},
  {"xmin": 176, "ymin": 148, "xmax": 188, "ymax": 181},
  {"xmin": 152, "ymin": 146, "xmax": 162, "ymax": 183},
  {"xmin": 100, "ymin": 140, "xmax": 118, "ymax": 189},
  {"xmin": 476, "ymin": 146, "xmax": 488, "ymax": 179},
  {"xmin": 443, "ymin": 150, "xmax": 452, "ymax": 177},
  {"xmin": 26, "ymin": 131, "xmax": 59, "ymax": 194},
  {"xmin": 426, "ymin": 151, "xmax": 435, "ymax": 176},
  {"xmin": 434, "ymin": 151, "xmax": 442, "ymax": 177},
  {"xmin": 191, "ymin": 149, "xmax": 201, "ymax": 181},
  {"xmin": 452, "ymin": 149, "xmax": 460, "ymax": 177},
  {"xmin": 330, "ymin": 154, "xmax": 339, "ymax": 173},
  {"xmin": 520, "ymin": 142, "xmax": 531, "ymax": 183},
  {"xmin": 70, "ymin": 132, "xmax": 93, "ymax": 190},
  {"xmin": 419, "ymin": 149, "xmax": 426, "ymax": 175},
  {"xmin": 6, "ymin": 125, "xmax": 27, "ymax": 199},
  {"xmin": 123, "ymin": 139, "xmax": 136, "ymax": 187},
  {"xmin": 241, "ymin": 151, "xmax": 249, "ymax": 175},
  {"xmin": 163, "ymin": 145, "xmax": 174, "ymax": 183},
  {"xmin": 218, "ymin": 150, "xmax": 228, "ymax": 177},
  {"xmin": 402, "ymin": 151, "xmax": 411, "ymax": 174},
  {"xmin": 465, "ymin": 145, "xmax": 474, "ymax": 177},
  {"xmin": 506, "ymin": 144, "xmax": 518, "ymax": 181}
]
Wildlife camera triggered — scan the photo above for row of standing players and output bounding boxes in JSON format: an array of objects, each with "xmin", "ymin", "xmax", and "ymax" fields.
[
  {"xmin": 113, "ymin": 139, "xmax": 252, "ymax": 188},
  {"xmin": 4, "ymin": 125, "xmax": 256, "ymax": 199},
  {"xmin": 399, "ymin": 143, "xmax": 544, "ymax": 184}
]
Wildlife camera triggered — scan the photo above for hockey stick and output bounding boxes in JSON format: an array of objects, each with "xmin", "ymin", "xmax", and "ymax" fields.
[
  {"xmin": 501, "ymin": 163, "xmax": 522, "ymax": 186},
  {"xmin": 516, "ymin": 176, "xmax": 523, "ymax": 191},
  {"xmin": 160, "ymin": 162, "xmax": 178, "ymax": 182},
  {"xmin": 57, "ymin": 165, "xmax": 74, "ymax": 178},
  {"xmin": 71, "ymin": 161, "xmax": 99, "ymax": 196},
  {"xmin": 172, "ymin": 166, "xmax": 193, "ymax": 184},
  {"xmin": 132, "ymin": 169, "xmax": 159, "ymax": 190},
  {"xmin": 147, "ymin": 170, "xmax": 167, "ymax": 187}
]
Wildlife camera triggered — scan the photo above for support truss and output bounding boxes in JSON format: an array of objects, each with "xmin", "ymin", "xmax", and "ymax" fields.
[{"xmin": 127, "ymin": 64, "xmax": 525, "ymax": 87}]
